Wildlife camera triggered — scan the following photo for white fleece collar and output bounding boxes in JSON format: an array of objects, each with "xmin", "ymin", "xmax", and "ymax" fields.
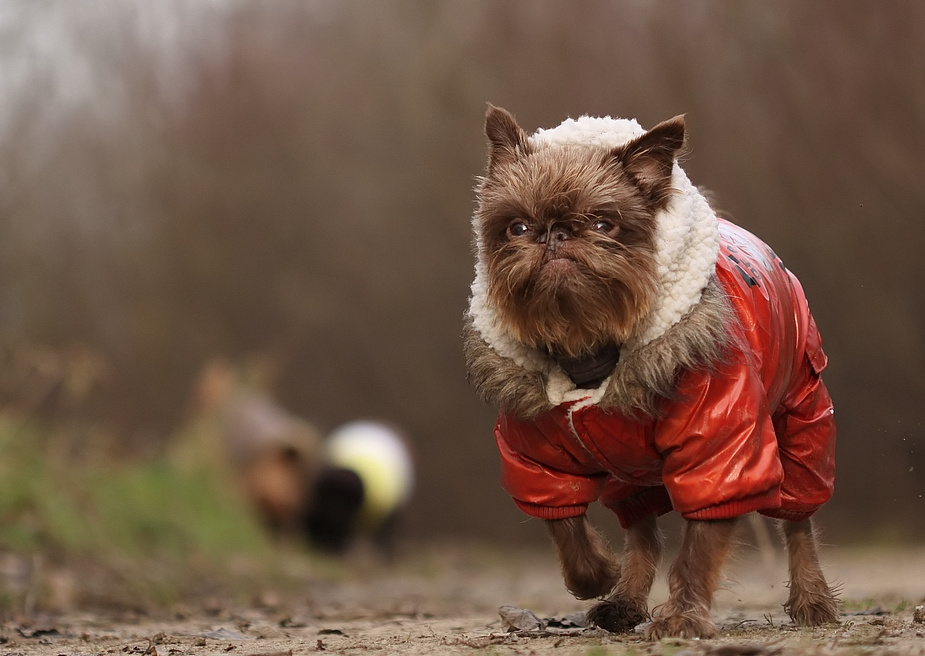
[{"xmin": 468, "ymin": 115, "xmax": 720, "ymax": 404}]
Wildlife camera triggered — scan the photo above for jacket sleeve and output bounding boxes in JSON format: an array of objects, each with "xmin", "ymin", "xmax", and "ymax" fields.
[
  {"xmin": 764, "ymin": 318, "xmax": 836, "ymax": 520},
  {"xmin": 654, "ymin": 360, "xmax": 785, "ymax": 520},
  {"xmin": 495, "ymin": 412, "xmax": 608, "ymax": 520}
]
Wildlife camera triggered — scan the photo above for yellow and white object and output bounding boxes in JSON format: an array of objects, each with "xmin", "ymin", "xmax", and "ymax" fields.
[{"xmin": 325, "ymin": 420, "xmax": 414, "ymax": 529}]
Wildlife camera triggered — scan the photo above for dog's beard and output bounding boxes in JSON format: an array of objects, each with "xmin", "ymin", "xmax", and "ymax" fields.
[{"xmin": 486, "ymin": 232, "xmax": 657, "ymax": 358}]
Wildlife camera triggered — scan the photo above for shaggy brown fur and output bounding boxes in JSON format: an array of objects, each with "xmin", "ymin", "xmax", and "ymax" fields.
[
  {"xmin": 546, "ymin": 516, "xmax": 621, "ymax": 600},
  {"xmin": 584, "ymin": 513, "xmax": 661, "ymax": 633},
  {"xmin": 468, "ymin": 106, "xmax": 839, "ymax": 639},
  {"xmin": 476, "ymin": 107, "xmax": 678, "ymax": 358},
  {"xmin": 546, "ymin": 513, "xmax": 837, "ymax": 638},
  {"xmin": 782, "ymin": 519, "xmax": 841, "ymax": 625},
  {"xmin": 646, "ymin": 518, "xmax": 738, "ymax": 639}
]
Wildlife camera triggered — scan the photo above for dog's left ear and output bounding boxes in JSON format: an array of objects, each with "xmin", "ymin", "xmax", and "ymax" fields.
[{"xmin": 618, "ymin": 115, "xmax": 686, "ymax": 207}]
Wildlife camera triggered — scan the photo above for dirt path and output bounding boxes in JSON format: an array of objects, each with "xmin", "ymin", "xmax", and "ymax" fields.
[{"xmin": 2, "ymin": 546, "xmax": 924, "ymax": 656}]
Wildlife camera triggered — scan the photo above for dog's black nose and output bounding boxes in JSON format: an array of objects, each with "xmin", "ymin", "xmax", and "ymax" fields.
[{"xmin": 539, "ymin": 226, "xmax": 571, "ymax": 250}]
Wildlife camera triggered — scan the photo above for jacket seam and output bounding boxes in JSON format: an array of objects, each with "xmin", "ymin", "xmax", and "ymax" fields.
[{"xmin": 564, "ymin": 404, "xmax": 603, "ymax": 467}]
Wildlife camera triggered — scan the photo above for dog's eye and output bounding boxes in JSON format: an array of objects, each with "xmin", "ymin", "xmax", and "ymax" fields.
[
  {"xmin": 593, "ymin": 219, "xmax": 616, "ymax": 234},
  {"xmin": 507, "ymin": 221, "xmax": 529, "ymax": 238}
]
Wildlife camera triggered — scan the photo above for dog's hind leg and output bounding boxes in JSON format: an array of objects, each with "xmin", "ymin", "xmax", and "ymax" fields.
[
  {"xmin": 781, "ymin": 518, "xmax": 840, "ymax": 625},
  {"xmin": 545, "ymin": 515, "xmax": 621, "ymax": 600},
  {"xmin": 587, "ymin": 513, "xmax": 661, "ymax": 633}
]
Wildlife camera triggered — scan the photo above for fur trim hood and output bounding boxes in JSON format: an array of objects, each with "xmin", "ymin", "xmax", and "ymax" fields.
[{"xmin": 464, "ymin": 115, "xmax": 731, "ymax": 419}]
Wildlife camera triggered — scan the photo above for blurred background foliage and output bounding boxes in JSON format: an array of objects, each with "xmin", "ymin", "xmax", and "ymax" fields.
[
  {"xmin": 1, "ymin": 0, "xmax": 923, "ymax": 555},
  {"xmin": 0, "ymin": 413, "xmax": 283, "ymax": 613}
]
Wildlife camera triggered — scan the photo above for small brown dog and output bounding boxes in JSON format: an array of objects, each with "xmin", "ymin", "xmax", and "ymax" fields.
[{"xmin": 464, "ymin": 106, "xmax": 839, "ymax": 639}]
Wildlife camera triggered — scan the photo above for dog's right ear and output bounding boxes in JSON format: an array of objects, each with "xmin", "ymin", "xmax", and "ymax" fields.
[{"xmin": 485, "ymin": 105, "xmax": 530, "ymax": 171}]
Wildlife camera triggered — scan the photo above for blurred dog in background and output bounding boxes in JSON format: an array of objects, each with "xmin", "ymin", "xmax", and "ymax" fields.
[
  {"xmin": 304, "ymin": 420, "xmax": 415, "ymax": 556},
  {"xmin": 188, "ymin": 360, "xmax": 413, "ymax": 555}
]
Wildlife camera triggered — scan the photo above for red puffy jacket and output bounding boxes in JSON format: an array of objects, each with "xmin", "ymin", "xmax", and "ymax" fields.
[{"xmin": 495, "ymin": 220, "xmax": 836, "ymax": 528}]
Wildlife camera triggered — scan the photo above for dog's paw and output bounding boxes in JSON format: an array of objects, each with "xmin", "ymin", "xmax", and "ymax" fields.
[
  {"xmin": 785, "ymin": 588, "xmax": 840, "ymax": 626},
  {"xmin": 586, "ymin": 598, "xmax": 648, "ymax": 633},
  {"xmin": 562, "ymin": 556, "xmax": 620, "ymax": 600},
  {"xmin": 645, "ymin": 612, "xmax": 716, "ymax": 640}
]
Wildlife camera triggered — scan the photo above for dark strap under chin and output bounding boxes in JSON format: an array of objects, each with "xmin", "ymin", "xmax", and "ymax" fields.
[{"xmin": 554, "ymin": 342, "xmax": 621, "ymax": 389}]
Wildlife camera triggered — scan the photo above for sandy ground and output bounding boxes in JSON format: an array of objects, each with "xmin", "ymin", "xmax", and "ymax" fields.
[{"xmin": 2, "ymin": 544, "xmax": 924, "ymax": 656}]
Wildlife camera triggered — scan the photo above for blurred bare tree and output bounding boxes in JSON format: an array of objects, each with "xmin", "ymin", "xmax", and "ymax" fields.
[{"xmin": 1, "ymin": 0, "xmax": 923, "ymax": 541}]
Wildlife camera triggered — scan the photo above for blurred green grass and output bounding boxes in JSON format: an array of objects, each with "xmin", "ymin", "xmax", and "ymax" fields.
[{"xmin": 0, "ymin": 414, "xmax": 324, "ymax": 615}]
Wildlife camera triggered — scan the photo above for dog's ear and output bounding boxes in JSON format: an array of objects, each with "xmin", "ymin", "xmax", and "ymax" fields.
[
  {"xmin": 618, "ymin": 115, "xmax": 686, "ymax": 207},
  {"xmin": 485, "ymin": 104, "xmax": 530, "ymax": 172}
]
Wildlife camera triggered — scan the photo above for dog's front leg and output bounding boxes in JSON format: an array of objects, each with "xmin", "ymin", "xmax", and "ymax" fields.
[
  {"xmin": 781, "ymin": 518, "xmax": 839, "ymax": 625},
  {"xmin": 545, "ymin": 515, "xmax": 620, "ymax": 600},
  {"xmin": 646, "ymin": 517, "xmax": 737, "ymax": 640},
  {"xmin": 587, "ymin": 513, "xmax": 661, "ymax": 633}
]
